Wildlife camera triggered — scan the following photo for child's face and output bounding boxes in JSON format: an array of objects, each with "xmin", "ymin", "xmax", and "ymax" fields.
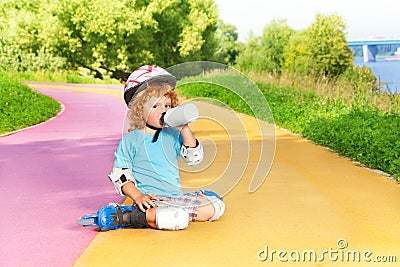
[{"xmin": 142, "ymin": 95, "xmax": 172, "ymax": 128}]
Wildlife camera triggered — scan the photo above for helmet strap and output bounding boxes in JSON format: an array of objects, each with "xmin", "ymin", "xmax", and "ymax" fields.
[{"xmin": 145, "ymin": 123, "xmax": 162, "ymax": 142}]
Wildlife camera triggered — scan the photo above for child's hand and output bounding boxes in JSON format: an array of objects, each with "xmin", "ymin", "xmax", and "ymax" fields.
[{"xmin": 134, "ymin": 194, "xmax": 158, "ymax": 212}]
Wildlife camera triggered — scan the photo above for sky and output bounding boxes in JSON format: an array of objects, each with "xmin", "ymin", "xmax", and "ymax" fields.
[{"xmin": 215, "ymin": 0, "xmax": 400, "ymax": 42}]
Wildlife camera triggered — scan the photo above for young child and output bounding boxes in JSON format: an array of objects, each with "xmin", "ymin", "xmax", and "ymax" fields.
[{"xmin": 78, "ymin": 65, "xmax": 225, "ymax": 231}]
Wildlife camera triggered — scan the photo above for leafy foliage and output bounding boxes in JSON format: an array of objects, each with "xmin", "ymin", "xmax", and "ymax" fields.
[
  {"xmin": 301, "ymin": 13, "xmax": 354, "ymax": 77},
  {"xmin": 236, "ymin": 19, "xmax": 294, "ymax": 73},
  {"xmin": 237, "ymin": 14, "xmax": 354, "ymax": 81},
  {"xmin": 338, "ymin": 65, "xmax": 378, "ymax": 94},
  {"xmin": 213, "ymin": 20, "xmax": 240, "ymax": 65},
  {"xmin": 0, "ymin": 0, "xmax": 221, "ymax": 79},
  {"xmin": 0, "ymin": 0, "xmax": 65, "ymax": 72},
  {"xmin": 58, "ymin": 0, "xmax": 219, "ymax": 76},
  {"xmin": 283, "ymin": 14, "xmax": 354, "ymax": 77},
  {"xmin": 282, "ymin": 30, "xmax": 312, "ymax": 75}
]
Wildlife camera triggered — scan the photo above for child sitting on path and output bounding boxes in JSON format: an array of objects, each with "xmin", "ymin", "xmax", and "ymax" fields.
[{"xmin": 78, "ymin": 65, "xmax": 225, "ymax": 231}]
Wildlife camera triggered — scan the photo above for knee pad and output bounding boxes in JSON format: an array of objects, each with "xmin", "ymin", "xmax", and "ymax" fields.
[
  {"xmin": 203, "ymin": 190, "xmax": 225, "ymax": 221},
  {"xmin": 156, "ymin": 205, "xmax": 189, "ymax": 230}
]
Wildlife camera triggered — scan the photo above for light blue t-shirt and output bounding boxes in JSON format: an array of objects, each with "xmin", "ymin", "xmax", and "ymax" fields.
[{"xmin": 113, "ymin": 128, "xmax": 184, "ymax": 197}]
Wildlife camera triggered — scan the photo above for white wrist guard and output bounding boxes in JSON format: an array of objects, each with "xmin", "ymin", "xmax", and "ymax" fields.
[
  {"xmin": 180, "ymin": 139, "xmax": 204, "ymax": 166},
  {"xmin": 108, "ymin": 167, "xmax": 136, "ymax": 196}
]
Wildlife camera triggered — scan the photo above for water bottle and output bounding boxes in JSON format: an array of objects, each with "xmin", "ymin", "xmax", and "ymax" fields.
[{"xmin": 161, "ymin": 103, "xmax": 199, "ymax": 127}]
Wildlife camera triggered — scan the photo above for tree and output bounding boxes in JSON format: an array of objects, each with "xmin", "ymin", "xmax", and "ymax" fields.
[
  {"xmin": 0, "ymin": 0, "xmax": 65, "ymax": 71},
  {"xmin": 259, "ymin": 19, "xmax": 294, "ymax": 73},
  {"xmin": 234, "ymin": 33, "xmax": 263, "ymax": 72},
  {"xmin": 52, "ymin": 0, "xmax": 219, "ymax": 79},
  {"xmin": 0, "ymin": 0, "xmax": 220, "ymax": 78},
  {"xmin": 235, "ymin": 19, "xmax": 294, "ymax": 73},
  {"xmin": 293, "ymin": 13, "xmax": 353, "ymax": 78},
  {"xmin": 213, "ymin": 20, "xmax": 240, "ymax": 65},
  {"xmin": 282, "ymin": 30, "xmax": 312, "ymax": 75}
]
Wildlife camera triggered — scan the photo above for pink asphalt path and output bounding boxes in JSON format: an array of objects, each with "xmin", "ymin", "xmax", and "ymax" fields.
[{"xmin": 0, "ymin": 83, "xmax": 127, "ymax": 266}]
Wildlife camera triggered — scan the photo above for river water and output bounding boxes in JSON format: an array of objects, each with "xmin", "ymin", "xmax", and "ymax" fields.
[{"xmin": 354, "ymin": 57, "xmax": 400, "ymax": 93}]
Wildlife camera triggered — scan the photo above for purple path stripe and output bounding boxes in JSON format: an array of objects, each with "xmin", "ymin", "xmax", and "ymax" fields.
[{"xmin": 0, "ymin": 86, "xmax": 126, "ymax": 266}]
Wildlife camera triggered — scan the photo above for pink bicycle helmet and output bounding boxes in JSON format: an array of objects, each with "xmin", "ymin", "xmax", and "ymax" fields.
[{"xmin": 123, "ymin": 65, "xmax": 176, "ymax": 106}]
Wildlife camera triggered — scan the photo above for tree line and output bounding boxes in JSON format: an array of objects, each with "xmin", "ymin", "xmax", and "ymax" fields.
[{"xmin": 0, "ymin": 0, "xmax": 376, "ymax": 86}]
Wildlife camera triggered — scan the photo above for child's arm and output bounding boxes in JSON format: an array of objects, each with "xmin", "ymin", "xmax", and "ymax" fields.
[
  {"xmin": 109, "ymin": 167, "xmax": 156, "ymax": 212},
  {"xmin": 179, "ymin": 124, "xmax": 196, "ymax": 147},
  {"xmin": 122, "ymin": 182, "xmax": 157, "ymax": 212}
]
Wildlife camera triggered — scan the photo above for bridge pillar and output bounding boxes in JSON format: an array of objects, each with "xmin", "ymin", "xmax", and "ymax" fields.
[{"xmin": 363, "ymin": 45, "xmax": 377, "ymax": 62}]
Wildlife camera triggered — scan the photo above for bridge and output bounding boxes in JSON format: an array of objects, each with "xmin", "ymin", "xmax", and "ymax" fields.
[{"xmin": 348, "ymin": 38, "xmax": 400, "ymax": 62}]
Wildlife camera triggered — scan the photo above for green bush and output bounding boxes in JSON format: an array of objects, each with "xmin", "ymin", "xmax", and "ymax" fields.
[
  {"xmin": 0, "ymin": 72, "xmax": 61, "ymax": 134},
  {"xmin": 338, "ymin": 65, "xmax": 378, "ymax": 94},
  {"xmin": 0, "ymin": 45, "xmax": 66, "ymax": 72},
  {"xmin": 303, "ymin": 109, "xmax": 400, "ymax": 177}
]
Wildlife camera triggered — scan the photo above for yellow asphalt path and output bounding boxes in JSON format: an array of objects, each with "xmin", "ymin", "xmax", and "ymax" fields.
[{"xmin": 40, "ymin": 83, "xmax": 399, "ymax": 266}]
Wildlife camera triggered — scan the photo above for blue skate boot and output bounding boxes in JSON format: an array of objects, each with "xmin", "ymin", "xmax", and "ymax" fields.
[{"xmin": 77, "ymin": 203, "xmax": 148, "ymax": 231}]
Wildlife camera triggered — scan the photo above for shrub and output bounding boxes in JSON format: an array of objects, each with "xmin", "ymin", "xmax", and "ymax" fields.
[{"xmin": 0, "ymin": 45, "xmax": 66, "ymax": 72}]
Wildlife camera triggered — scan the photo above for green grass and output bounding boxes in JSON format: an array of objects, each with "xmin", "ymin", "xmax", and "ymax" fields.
[
  {"xmin": 303, "ymin": 108, "xmax": 400, "ymax": 177},
  {"xmin": 177, "ymin": 74, "xmax": 400, "ymax": 181},
  {"xmin": 9, "ymin": 70, "xmax": 121, "ymax": 84},
  {"xmin": 0, "ymin": 69, "xmax": 120, "ymax": 135},
  {"xmin": 0, "ymin": 72, "xmax": 61, "ymax": 134},
  {"xmin": 260, "ymin": 85, "xmax": 400, "ymax": 180}
]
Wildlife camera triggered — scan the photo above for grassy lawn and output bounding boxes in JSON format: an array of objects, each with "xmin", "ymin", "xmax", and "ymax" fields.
[{"xmin": 0, "ymin": 72, "xmax": 61, "ymax": 135}]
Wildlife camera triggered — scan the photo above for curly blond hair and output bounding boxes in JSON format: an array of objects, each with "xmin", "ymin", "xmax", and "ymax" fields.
[{"xmin": 128, "ymin": 82, "xmax": 179, "ymax": 132}]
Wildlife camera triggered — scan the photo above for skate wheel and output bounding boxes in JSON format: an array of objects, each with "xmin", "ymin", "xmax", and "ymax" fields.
[{"xmin": 77, "ymin": 213, "xmax": 98, "ymax": 227}]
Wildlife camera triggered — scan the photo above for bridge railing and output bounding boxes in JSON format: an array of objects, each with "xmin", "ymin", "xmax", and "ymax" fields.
[{"xmin": 347, "ymin": 38, "xmax": 400, "ymax": 62}]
